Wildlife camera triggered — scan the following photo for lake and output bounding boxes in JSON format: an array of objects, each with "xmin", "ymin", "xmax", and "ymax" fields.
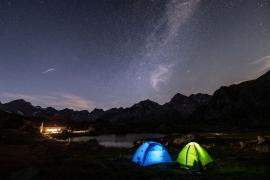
[{"xmin": 67, "ymin": 133, "xmax": 165, "ymax": 148}]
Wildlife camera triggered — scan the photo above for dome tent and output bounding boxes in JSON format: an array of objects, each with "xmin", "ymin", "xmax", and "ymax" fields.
[
  {"xmin": 132, "ymin": 141, "xmax": 172, "ymax": 166},
  {"xmin": 176, "ymin": 142, "xmax": 213, "ymax": 170}
]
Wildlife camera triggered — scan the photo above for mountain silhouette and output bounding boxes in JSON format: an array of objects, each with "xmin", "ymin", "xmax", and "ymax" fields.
[
  {"xmin": 192, "ymin": 70, "xmax": 270, "ymax": 128},
  {"xmin": 0, "ymin": 70, "xmax": 270, "ymax": 129}
]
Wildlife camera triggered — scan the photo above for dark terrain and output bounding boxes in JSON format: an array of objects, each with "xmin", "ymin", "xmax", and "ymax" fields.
[{"xmin": 0, "ymin": 128, "xmax": 269, "ymax": 180}]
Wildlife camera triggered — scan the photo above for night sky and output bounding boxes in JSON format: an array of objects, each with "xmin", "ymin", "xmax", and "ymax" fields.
[{"xmin": 0, "ymin": 0, "xmax": 269, "ymax": 110}]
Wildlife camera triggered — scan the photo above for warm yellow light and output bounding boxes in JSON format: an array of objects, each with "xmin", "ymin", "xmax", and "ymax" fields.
[
  {"xmin": 72, "ymin": 130, "xmax": 89, "ymax": 134},
  {"xmin": 40, "ymin": 122, "xmax": 44, "ymax": 133},
  {"xmin": 44, "ymin": 127, "xmax": 63, "ymax": 134}
]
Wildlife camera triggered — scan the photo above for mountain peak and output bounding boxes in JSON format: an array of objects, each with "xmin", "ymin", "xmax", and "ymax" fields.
[
  {"xmin": 131, "ymin": 99, "xmax": 160, "ymax": 109},
  {"xmin": 0, "ymin": 99, "xmax": 36, "ymax": 116},
  {"xmin": 141, "ymin": 99, "xmax": 156, "ymax": 103},
  {"xmin": 46, "ymin": 107, "xmax": 57, "ymax": 111},
  {"xmin": 60, "ymin": 108, "xmax": 74, "ymax": 113},
  {"xmin": 6, "ymin": 99, "xmax": 33, "ymax": 106},
  {"xmin": 169, "ymin": 93, "xmax": 188, "ymax": 104},
  {"xmin": 137, "ymin": 99, "xmax": 159, "ymax": 105},
  {"xmin": 91, "ymin": 108, "xmax": 104, "ymax": 113}
]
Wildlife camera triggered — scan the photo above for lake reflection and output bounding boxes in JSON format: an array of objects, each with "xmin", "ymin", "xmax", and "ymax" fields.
[{"xmin": 67, "ymin": 133, "xmax": 165, "ymax": 148}]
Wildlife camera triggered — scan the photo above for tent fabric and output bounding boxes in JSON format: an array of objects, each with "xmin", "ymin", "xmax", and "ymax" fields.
[
  {"xmin": 132, "ymin": 141, "xmax": 172, "ymax": 166},
  {"xmin": 176, "ymin": 142, "xmax": 213, "ymax": 168}
]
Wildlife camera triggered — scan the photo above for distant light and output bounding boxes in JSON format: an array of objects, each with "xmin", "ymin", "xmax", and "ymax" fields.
[
  {"xmin": 45, "ymin": 128, "xmax": 62, "ymax": 134},
  {"xmin": 72, "ymin": 130, "xmax": 89, "ymax": 134},
  {"xmin": 41, "ymin": 127, "xmax": 65, "ymax": 134}
]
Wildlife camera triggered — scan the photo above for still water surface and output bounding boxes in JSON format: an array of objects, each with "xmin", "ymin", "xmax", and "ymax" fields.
[{"xmin": 67, "ymin": 133, "xmax": 165, "ymax": 148}]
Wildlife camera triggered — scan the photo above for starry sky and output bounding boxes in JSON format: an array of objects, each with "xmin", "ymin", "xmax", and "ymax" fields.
[{"xmin": 0, "ymin": 0, "xmax": 270, "ymax": 110}]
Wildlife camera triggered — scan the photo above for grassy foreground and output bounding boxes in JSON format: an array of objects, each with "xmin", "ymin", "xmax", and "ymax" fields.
[{"xmin": 0, "ymin": 130, "xmax": 269, "ymax": 180}]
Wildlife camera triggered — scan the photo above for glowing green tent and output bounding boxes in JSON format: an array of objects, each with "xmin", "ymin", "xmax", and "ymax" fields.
[{"xmin": 176, "ymin": 142, "xmax": 213, "ymax": 169}]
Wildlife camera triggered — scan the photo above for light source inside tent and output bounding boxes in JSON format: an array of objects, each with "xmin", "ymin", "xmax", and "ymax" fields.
[
  {"xmin": 177, "ymin": 142, "xmax": 213, "ymax": 168},
  {"xmin": 132, "ymin": 141, "xmax": 172, "ymax": 166}
]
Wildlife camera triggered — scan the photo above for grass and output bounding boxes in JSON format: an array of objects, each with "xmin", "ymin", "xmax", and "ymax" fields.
[{"xmin": 0, "ymin": 130, "xmax": 269, "ymax": 180}]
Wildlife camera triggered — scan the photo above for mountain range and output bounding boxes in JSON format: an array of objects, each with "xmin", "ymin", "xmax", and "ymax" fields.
[
  {"xmin": 1, "ymin": 70, "xmax": 270, "ymax": 130},
  {"xmin": 0, "ymin": 93, "xmax": 211, "ymax": 123}
]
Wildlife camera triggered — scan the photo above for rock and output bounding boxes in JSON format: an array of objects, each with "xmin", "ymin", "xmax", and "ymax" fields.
[
  {"xmin": 134, "ymin": 139, "xmax": 143, "ymax": 146},
  {"xmin": 173, "ymin": 138, "xmax": 184, "ymax": 145},
  {"xmin": 239, "ymin": 141, "xmax": 246, "ymax": 149},
  {"xmin": 257, "ymin": 136, "xmax": 266, "ymax": 144},
  {"xmin": 202, "ymin": 144, "xmax": 212, "ymax": 149},
  {"xmin": 173, "ymin": 134, "xmax": 195, "ymax": 146},
  {"xmin": 163, "ymin": 141, "xmax": 169, "ymax": 146},
  {"xmin": 255, "ymin": 143, "xmax": 269, "ymax": 153}
]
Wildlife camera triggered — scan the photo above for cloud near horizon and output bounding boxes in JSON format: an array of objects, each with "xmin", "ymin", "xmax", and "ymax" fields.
[{"xmin": 0, "ymin": 92, "xmax": 94, "ymax": 110}]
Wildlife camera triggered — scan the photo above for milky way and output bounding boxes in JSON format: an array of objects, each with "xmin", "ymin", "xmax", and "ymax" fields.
[{"xmin": 0, "ymin": 0, "xmax": 269, "ymax": 110}]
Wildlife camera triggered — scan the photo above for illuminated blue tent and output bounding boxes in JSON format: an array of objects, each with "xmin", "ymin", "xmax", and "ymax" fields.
[{"xmin": 132, "ymin": 141, "xmax": 172, "ymax": 166}]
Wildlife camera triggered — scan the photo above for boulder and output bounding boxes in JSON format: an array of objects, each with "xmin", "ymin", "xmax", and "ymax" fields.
[
  {"xmin": 255, "ymin": 143, "xmax": 269, "ymax": 153},
  {"xmin": 239, "ymin": 141, "xmax": 246, "ymax": 149},
  {"xmin": 257, "ymin": 136, "xmax": 266, "ymax": 144},
  {"xmin": 173, "ymin": 134, "xmax": 196, "ymax": 146}
]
